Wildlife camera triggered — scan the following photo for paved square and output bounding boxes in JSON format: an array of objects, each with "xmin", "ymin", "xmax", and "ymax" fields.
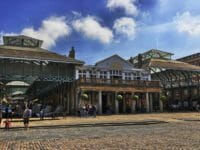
[{"xmin": 0, "ymin": 113, "xmax": 200, "ymax": 149}]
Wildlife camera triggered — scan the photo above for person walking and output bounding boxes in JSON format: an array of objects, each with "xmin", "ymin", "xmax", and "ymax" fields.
[
  {"xmin": 0, "ymin": 109, "xmax": 2, "ymax": 127},
  {"xmin": 4, "ymin": 118, "xmax": 11, "ymax": 130},
  {"xmin": 5, "ymin": 105, "xmax": 9, "ymax": 119},
  {"xmin": 23, "ymin": 107, "xmax": 32, "ymax": 130}
]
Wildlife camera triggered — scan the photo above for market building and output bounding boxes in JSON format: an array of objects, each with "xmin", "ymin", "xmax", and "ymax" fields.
[
  {"xmin": 177, "ymin": 53, "xmax": 200, "ymax": 66},
  {"xmin": 75, "ymin": 55, "xmax": 161, "ymax": 114},
  {"xmin": 0, "ymin": 35, "xmax": 161, "ymax": 115},
  {"xmin": 0, "ymin": 35, "xmax": 84, "ymax": 115},
  {"xmin": 129, "ymin": 49, "xmax": 200, "ymax": 110},
  {"xmin": 2, "ymin": 35, "xmax": 199, "ymax": 115}
]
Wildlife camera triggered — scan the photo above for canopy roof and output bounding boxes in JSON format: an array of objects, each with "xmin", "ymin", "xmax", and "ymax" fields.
[
  {"xmin": 11, "ymin": 91, "xmax": 24, "ymax": 96},
  {"xmin": 6, "ymin": 81, "xmax": 30, "ymax": 86},
  {"xmin": 0, "ymin": 35, "xmax": 84, "ymax": 65},
  {"xmin": 3, "ymin": 35, "xmax": 43, "ymax": 48},
  {"xmin": 177, "ymin": 52, "xmax": 200, "ymax": 62},
  {"xmin": 141, "ymin": 49, "xmax": 173, "ymax": 58},
  {"xmin": 130, "ymin": 49, "xmax": 173, "ymax": 62},
  {"xmin": 142, "ymin": 58, "xmax": 200, "ymax": 72}
]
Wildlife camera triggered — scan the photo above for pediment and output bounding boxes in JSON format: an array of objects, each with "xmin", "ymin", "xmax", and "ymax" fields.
[{"xmin": 95, "ymin": 55, "xmax": 134, "ymax": 70}]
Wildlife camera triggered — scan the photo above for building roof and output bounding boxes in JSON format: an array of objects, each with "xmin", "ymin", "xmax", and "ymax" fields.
[
  {"xmin": 3, "ymin": 35, "xmax": 43, "ymax": 48},
  {"xmin": 76, "ymin": 64, "xmax": 143, "ymax": 72},
  {"xmin": 0, "ymin": 35, "xmax": 84, "ymax": 64},
  {"xmin": 141, "ymin": 49, "xmax": 174, "ymax": 57},
  {"xmin": 6, "ymin": 81, "xmax": 30, "ymax": 86},
  {"xmin": 177, "ymin": 52, "xmax": 200, "ymax": 61},
  {"xmin": 142, "ymin": 58, "xmax": 200, "ymax": 71},
  {"xmin": 95, "ymin": 54, "xmax": 135, "ymax": 67},
  {"xmin": 130, "ymin": 49, "xmax": 174, "ymax": 61}
]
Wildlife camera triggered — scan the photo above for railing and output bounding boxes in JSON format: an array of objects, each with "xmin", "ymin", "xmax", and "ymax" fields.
[{"xmin": 76, "ymin": 77, "xmax": 161, "ymax": 88}]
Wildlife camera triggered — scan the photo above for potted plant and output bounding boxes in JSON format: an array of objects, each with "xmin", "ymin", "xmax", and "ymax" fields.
[
  {"xmin": 116, "ymin": 94, "xmax": 123, "ymax": 101},
  {"xmin": 132, "ymin": 95, "xmax": 139, "ymax": 101},
  {"xmin": 159, "ymin": 94, "xmax": 167, "ymax": 112},
  {"xmin": 131, "ymin": 95, "xmax": 139, "ymax": 113},
  {"xmin": 81, "ymin": 93, "xmax": 89, "ymax": 102},
  {"xmin": 160, "ymin": 95, "xmax": 167, "ymax": 102}
]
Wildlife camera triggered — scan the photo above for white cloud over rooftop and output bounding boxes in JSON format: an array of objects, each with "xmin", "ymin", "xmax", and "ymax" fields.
[
  {"xmin": 21, "ymin": 16, "xmax": 71, "ymax": 49},
  {"xmin": 72, "ymin": 16, "xmax": 113, "ymax": 44},
  {"xmin": 106, "ymin": 0, "xmax": 138, "ymax": 16},
  {"xmin": 174, "ymin": 12, "xmax": 200, "ymax": 37},
  {"xmin": 113, "ymin": 17, "xmax": 137, "ymax": 39}
]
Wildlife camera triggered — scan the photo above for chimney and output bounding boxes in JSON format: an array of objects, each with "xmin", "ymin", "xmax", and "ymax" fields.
[
  {"xmin": 137, "ymin": 54, "xmax": 143, "ymax": 68},
  {"xmin": 68, "ymin": 46, "xmax": 75, "ymax": 59}
]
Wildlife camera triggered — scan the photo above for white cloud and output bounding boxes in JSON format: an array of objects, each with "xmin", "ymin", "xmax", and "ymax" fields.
[
  {"xmin": 113, "ymin": 17, "xmax": 136, "ymax": 39},
  {"xmin": 174, "ymin": 12, "xmax": 200, "ymax": 36},
  {"xmin": 22, "ymin": 16, "xmax": 71, "ymax": 49},
  {"xmin": 72, "ymin": 16, "xmax": 113, "ymax": 44},
  {"xmin": 0, "ymin": 16, "xmax": 71, "ymax": 49},
  {"xmin": 106, "ymin": 0, "xmax": 138, "ymax": 16}
]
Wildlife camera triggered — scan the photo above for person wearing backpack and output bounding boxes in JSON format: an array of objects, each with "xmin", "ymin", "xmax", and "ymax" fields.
[{"xmin": 23, "ymin": 107, "xmax": 32, "ymax": 130}]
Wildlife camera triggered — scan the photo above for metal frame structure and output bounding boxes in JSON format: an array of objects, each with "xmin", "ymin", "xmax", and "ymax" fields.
[
  {"xmin": 0, "ymin": 35, "xmax": 84, "ymax": 114},
  {"xmin": 129, "ymin": 49, "xmax": 200, "ymax": 109}
]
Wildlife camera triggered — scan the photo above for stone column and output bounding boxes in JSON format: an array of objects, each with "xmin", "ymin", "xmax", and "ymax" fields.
[
  {"xmin": 146, "ymin": 92, "xmax": 150, "ymax": 113},
  {"xmin": 71, "ymin": 88, "xmax": 75, "ymax": 114},
  {"xmin": 86, "ymin": 70, "xmax": 90, "ymax": 78},
  {"xmin": 149, "ymin": 93, "xmax": 153, "ymax": 113},
  {"xmin": 115, "ymin": 92, "xmax": 119, "ymax": 114},
  {"xmin": 123, "ymin": 93, "xmax": 126, "ymax": 113},
  {"xmin": 131, "ymin": 93, "xmax": 136, "ymax": 113},
  {"xmin": 92, "ymin": 91, "xmax": 95, "ymax": 105},
  {"xmin": 107, "ymin": 71, "xmax": 110, "ymax": 79},
  {"xmin": 122, "ymin": 73, "xmax": 125, "ymax": 80},
  {"xmin": 75, "ymin": 89, "xmax": 79, "ymax": 112},
  {"xmin": 107, "ymin": 93, "xmax": 111, "ymax": 106},
  {"xmin": 98, "ymin": 91, "xmax": 102, "ymax": 115},
  {"xmin": 198, "ymin": 85, "xmax": 200, "ymax": 101},
  {"xmin": 67, "ymin": 87, "xmax": 70, "ymax": 114},
  {"xmin": 159, "ymin": 93, "xmax": 163, "ymax": 112},
  {"xmin": 75, "ymin": 69, "xmax": 79, "ymax": 80},
  {"xmin": 97, "ymin": 71, "xmax": 100, "ymax": 79}
]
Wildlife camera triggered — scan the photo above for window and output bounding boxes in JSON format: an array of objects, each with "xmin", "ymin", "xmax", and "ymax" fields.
[
  {"xmin": 125, "ymin": 72, "xmax": 131, "ymax": 80},
  {"xmin": 78, "ymin": 70, "xmax": 86, "ymax": 78},
  {"xmin": 100, "ymin": 71, "xmax": 107, "ymax": 79},
  {"xmin": 110, "ymin": 70, "xmax": 122, "ymax": 76}
]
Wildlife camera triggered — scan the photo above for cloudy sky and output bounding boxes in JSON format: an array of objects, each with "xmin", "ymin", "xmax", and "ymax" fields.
[{"xmin": 0, "ymin": 0, "xmax": 200, "ymax": 64}]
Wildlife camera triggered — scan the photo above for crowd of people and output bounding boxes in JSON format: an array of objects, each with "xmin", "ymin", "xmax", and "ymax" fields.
[
  {"xmin": 0, "ymin": 105, "xmax": 32, "ymax": 130},
  {"xmin": 0, "ymin": 103, "xmax": 97, "ymax": 130},
  {"xmin": 77, "ymin": 104, "xmax": 96, "ymax": 117}
]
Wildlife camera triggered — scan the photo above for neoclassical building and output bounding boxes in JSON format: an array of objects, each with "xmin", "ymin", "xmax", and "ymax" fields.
[
  {"xmin": 75, "ymin": 55, "xmax": 161, "ymax": 114},
  {"xmin": 0, "ymin": 35, "xmax": 161, "ymax": 115}
]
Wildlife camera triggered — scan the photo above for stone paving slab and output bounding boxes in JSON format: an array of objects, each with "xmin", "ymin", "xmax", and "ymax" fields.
[
  {"xmin": 1, "ymin": 120, "xmax": 168, "ymax": 130},
  {"xmin": 0, "ymin": 112, "xmax": 199, "ymax": 129},
  {"xmin": 0, "ymin": 121, "xmax": 199, "ymax": 150}
]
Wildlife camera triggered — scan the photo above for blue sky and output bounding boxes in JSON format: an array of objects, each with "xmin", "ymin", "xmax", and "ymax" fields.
[{"xmin": 0, "ymin": 0, "xmax": 200, "ymax": 64}]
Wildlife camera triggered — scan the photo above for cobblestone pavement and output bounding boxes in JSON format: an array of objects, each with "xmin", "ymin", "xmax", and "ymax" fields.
[
  {"xmin": 0, "ymin": 121, "xmax": 200, "ymax": 150},
  {"xmin": 1, "ymin": 112, "xmax": 199, "ymax": 128}
]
